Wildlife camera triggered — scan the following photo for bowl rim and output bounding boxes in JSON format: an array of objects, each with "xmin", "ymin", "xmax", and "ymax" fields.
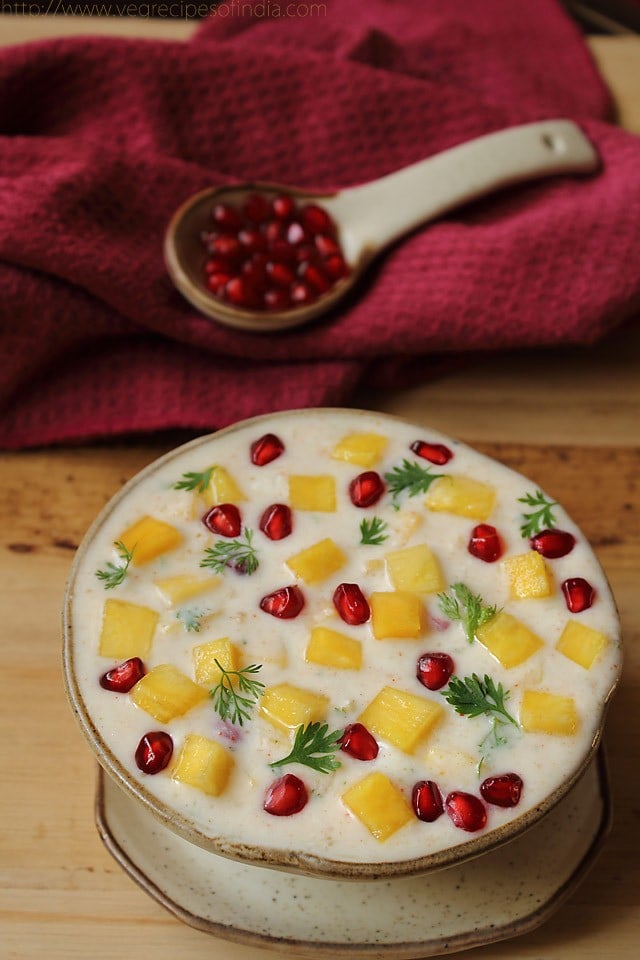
[{"xmin": 62, "ymin": 407, "xmax": 622, "ymax": 881}]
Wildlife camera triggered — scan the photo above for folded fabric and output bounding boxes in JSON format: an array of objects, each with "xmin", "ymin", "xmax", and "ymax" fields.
[{"xmin": 0, "ymin": 0, "xmax": 638, "ymax": 448}]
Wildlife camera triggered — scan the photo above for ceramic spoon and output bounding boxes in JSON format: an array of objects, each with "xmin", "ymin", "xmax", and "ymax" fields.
[{"xmin": 164, "ymin": 119, "xmax": 599, "ymax": 333}]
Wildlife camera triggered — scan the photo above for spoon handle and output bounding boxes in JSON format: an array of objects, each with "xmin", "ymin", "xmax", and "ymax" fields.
[{"xmin": 330, "ymin": 120, "xmax": 599, "ymax": 260}]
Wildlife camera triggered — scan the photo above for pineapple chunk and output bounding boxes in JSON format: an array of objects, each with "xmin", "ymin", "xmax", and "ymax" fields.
[
  {"xmin": 286, "ymin": 538, "xmax": 346, "ymax": 584},
  {"xmin": 305, "ymin": 626, "xmax": 362, "ymax": 671},
  {"xmin": 385, "ymin": 544, "xmax": 444, "ymax": 594},
  {"xmin": 193, "ymin": 637, "xmax": 241, "ymax": 684},
  {"xmin": 202, "ymin": 466, "xmax": 246, "ymax": 506},
  {"xmin": 504, "ymin": 552, "xmax": 553, "ymax": 600},
  {"xmin": 342, "ymin": 772, "xmax": 413, "ymax": 842},
  {"xmin": 172, "ymin": 734, "xmax": 233, "ymax": 796},
  {"xmin": 99, "ymin": 599, "xmax": 158, "ymax": 658},
  {"xmin": 260, "ymin": 683, "xmax": 329, "ymax": 733},
  {"xmin": 370, "ymin": 591, "xmax": 423, "ymax": 639},
  {"xmin": 331, "ymin": 432, "xmax": 388, "ymax": 468},
  {"xmin": 359, "ymin": 686, "xmax": 442, "ymax": 753},
  {"xmin": 520, "ymin": 690, "xmax": 579, "ymax": 735},
  {"xmin": 118, "ymin": 516, "xmax": 182, "ymax": 565},
  {"xmin": 154, "ymin": 574, "xmax": 219, "ymax": 606},
  {"xmin": 288, "ymin": 475, "xmax": 336, "ymax": 512},
  {"xmin": 556, "ymin": 620, "xmax": 608, "ymax": 669},
  {"xmin": 425, "ymin": 475, "xmax": 496, "ymax": 520},
  {"xmin": 130, "ymin": 664, "xmax": 207, "ymax": 722},
  {"xmin": 476, "ymin": 611, "xmax": 544, "ymax": 668}
]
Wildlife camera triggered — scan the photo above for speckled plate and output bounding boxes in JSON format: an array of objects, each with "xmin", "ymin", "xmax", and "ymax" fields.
[{"xmin": 95, "ymin": 749, "xmax": 610, "ymax": 958}]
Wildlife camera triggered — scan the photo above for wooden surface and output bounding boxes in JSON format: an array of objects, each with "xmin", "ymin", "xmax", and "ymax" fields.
[{"xmin": 1, "ymin": 17, "xmax": 639, "ymax": 960}]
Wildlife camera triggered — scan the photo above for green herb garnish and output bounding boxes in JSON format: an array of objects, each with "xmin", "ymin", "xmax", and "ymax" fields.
[
  {"xmin": 518, "ymin": 489, "xmax": 558, "ymax": 538},
  {"xmin": 172, "ymin": 466, "xmax": 215, "ymax": 493},
  {"xmin": 437, "ymin": 582, "xmax": 498, "ymax": 643},
  {"xmin": 269, "ymin": 722, "xmax": 343, "ymax": 774},
  {"xmin": 200, "ymin": 529, "xmax": 259, "ymax": 575},
  {"xmin": 95, "ymin": 540, "xmax": 135, "ymax": 590},
  {"xmin": 176, "ymin": 607, "xmax": 207, "ymax": 633},
  {"xmin": 359, "ymin": 516, "xmax": 388, "ymax": 545},
  {"xmin": 209, "ymin": 661, "xmax": 265, "ymax": 726},
  {"xmin": 442, "ymin": 673, "xmax": 520, "ymax": 773},
  {"xmin": 384, "ymin": 459, "xmax": 444, "ymax": 505}
]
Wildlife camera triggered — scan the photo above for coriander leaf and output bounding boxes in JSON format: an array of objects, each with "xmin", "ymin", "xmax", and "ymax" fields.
[
  {"xmin": 173, "ymin": 466, "xmax": 215, "ymax": 493},
  {"xmin": 518, "ymin": 489, "xmax": 558, "ymax": 538},
  {"xmin": 442, "ymin": 674, "xmax": 519, "ymax": 729},
  {"xmin": 200, "ymin": 528, "xmax": 259, "ymax": 575},
  {"xmin": 209, "ymin": 661, "xmax": 264, "ymax": 726},
  {"xmin": 269, "ymin": 722, "xmax": 343, "ymax": 774},
  {"xmin": 176, "ymin": 607, "xmax": 207, "ymax": 633},
  {"xmin": 383, "ymin": 459, "xmax": 444, "ymax": 504},
  {"xmin": 437, "ymin": 582, "xmax": 498, "ymax": 643},
  {"xmin": 95, "ymin": 540, "xmax": 135, "ymax": 590},
  {"xmin": 359, "ymin": 516, "xmax": 388, "ymax": 545}
]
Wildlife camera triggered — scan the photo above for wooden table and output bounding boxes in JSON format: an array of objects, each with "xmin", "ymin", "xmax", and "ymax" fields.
[{"xmin": 1, "ymin": 17, "xmax": 639, "ymax": 960}]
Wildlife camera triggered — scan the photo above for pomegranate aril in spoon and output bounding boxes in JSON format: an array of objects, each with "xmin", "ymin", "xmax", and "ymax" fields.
[
  {"xmin": 264, "ymin": 774, "xmax": 308, "ymax": 815},
  {"xmin": 340, "ymin": 723, "xmax": 378, "ymax": 761},
  {"xmin": 562, "ymin": 577, "xmax": 595, "ymax": 612},
  {"xmin": 243, "ymin": 192, "xmax": 271, "ymax": 224},
  {"xmin": 264, "ymin": 288, "xmax": 292, "ymax": 311},
  {"xmin": 272, "ymin": 194, "xmax": 296, "ymax": 220},
  {"xmin": 300, "ymin": 203, "xmax": 336, "ymax": 235},
  {"xmin": 203, "ymin": 503, "xmax": 242, "ymax": 538},
  {"xmin": 530, "ymin": 529, "xmax": 576, "ymax": 558},
  {"xmin": 333, "ymin": 582, "xmax": 370, "ymax": 625},
  {"xmin": 480, "ymin": 773, "xmax": 523, "ymax": 808},
  {"xmin": 250, "ymin": 433, "xmax": 285, "ymax": 465},
  {"xmin": 445, "ymin": 791, "xmax": 487, "ymax": 832},
  {"xmin": 412, "ymin": 780, "xmax": 444, "ymax": 822},
  {"xmin": 212, "ymin": 202, "xmax": 243, "ymax": 232},
  {"xmin": 416, "ymin": 652, "xmax": 454, "ymax": 691},
  {"xmin": 260, "ymin": 585, "xmax": 305, "ymax": 619},
  {"xmin": 260, "ymin": 503, "xmax": 293, "ymax": 541},
  {"xmin": 100, "ymin": 657, "xmax": 145, "ymax": 693},
  {"xmin": 135, "ymin": 731, "xmax": 173, "ymax": 775},
  {"xmin": 468, "ymin": 523, "xmax": 503, "ymax": 563},
  {"xmin": 349, "ymin": 471, "xmax": 384, "ymax": 508},
  {"xmin": 410, "ymin": 440, "xmax": 453, "ymax": 465},
  {"xmin": 224, "ymin": 276, "xmax": 261, "ymax": 309}
]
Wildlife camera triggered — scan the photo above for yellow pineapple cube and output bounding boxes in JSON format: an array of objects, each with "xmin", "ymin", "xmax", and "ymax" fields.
[
  {"xmin": 425, "ymin": 475, "xmax": 496, "ymax": 520},
  {"xmin": 288, "ymin": 475, "xmax": 336, "ymax": 512},
  {"xmin": 130, "ymin": 664, "xmax": 207, "ymax": 722},
  {"xmin": 192, "ymin": 637, "xmax": 241, "ymax": 684},
  {"xmin": 370, "ymin": 591, "xmax": 423, "ymax": 639},
  {"xmin": 118, "ymin": 516, "xmax": 182, "ymax": 565},
  {"xmin": 154, "ymin": 574, "xmax": 219, "ymax": 606},
  {"xmin": 331, "ymin": 432, "xmax": 389, "ymax": 468},
  {"xmin": 305, "ymin": 626, "xmax": 362, "ymax": 671},
  {"xmin": 202, "ymin": 466, "xmax": 246, "ymax": 506},
  {"xmin": 99, "ymin": 599, "xmax": 158, "ymax": 658},
  {"xmin": 172, "ymin": 734, "xmax": 233, "ymax": 796},
  {"xmin": 286, "ymin": 538, "xmax": 346, "ymax": 584},
  {"xmin": 385, "ymin": 543, "xmax": 444, "ymax": 594},
  {"xmin": 504, "ymin": 551, "xmax": 553, "ymax": 600},
  {"xmin": 260, "ymin": 683, "xmax": 329, "ymax": 733},
  {"xmin": 556, "ymin": 620, "xmax": 609, "ymax": 669},
  {"xmin": 476, "ymin": 611, "xmax": 544, "ymax": 668},
  {"xmin": 342, "ymin": 772, "xmax": 413, "ymax": 841},
  {"xmin": 358, "ymin": 686, "xmax": 442, "ymax": 753},
  {"xmin": 520, "ymin": 690, "xmax": 579, "ymax": 735}
]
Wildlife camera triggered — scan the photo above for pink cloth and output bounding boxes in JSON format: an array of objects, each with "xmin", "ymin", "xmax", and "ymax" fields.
[{"xmin": 0, "ymin": 0, "xmax": 638, "ymax": 448}]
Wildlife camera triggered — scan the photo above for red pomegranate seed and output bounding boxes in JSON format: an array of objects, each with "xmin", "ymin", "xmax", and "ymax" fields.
[
  {"xmin": 530, "ymin": 529, "xmax": 576, "ymax": 559},
  {"xmin": 480, "ymin": 773, "xmax": 523, "ymax": 808},
  {"xmin": 264, "ymin": 219, "xmax": 287, "ymax": 245},
  {"xmin": 315, "ymin": 233, "xmax": 341, "ymax": 258},
  {"xmin": 468, "ymin": 523, "xmax": 503, "ymax": 563},
  {"xmin": 561, "ymin": 577, "xmax": 595, "ymax": 612},
  {"xmin": 264, "ymin": 773, "xmax": 308, "ymax": 815},
  {"xmin": 299, "ymin": 262, "xmax": 331, "ymax": 293},
  {"xmin": 286, "ymin": 222, "xmax": 308, "ymax": 245},
  {"xmin": 268, "ymin": 238, "xmax": 298, "ymax": 265},
  {"xmin": 100, "ymin": 657, "xmax": 145, "ymax": 693},
  {"xmin": 300, "ymin": 203, "xmax": 335, "ymax": 235},
  {"xmin": 250, "ymin": 432, "xmax": 285, "ymax": 465},
  {"xmin": 412, "ymin": 780, "xmax": 444, "ymax": 822},
  {"xmin": 266, "ymin": 261, "xmax": 295, "ymax": 288},
  {"xmin": 333, "ymin": 582, "xmax": 370, "ymax": 625},
  {"xmin": 295, "ymin": 243, "xmax": 321, "ymax": 265},
  {"xmin": 225, "ymin": 276, "xmax": 261, "ymax": 309},
  {"xmin": 264, "ymin": 288, "xmax": 292, "ymax": 311},
  {"xmin": 324, "ymin": 253, "xmax": 349, "ymax": 280},
  {"xmin": 410, "ymin": 440, "xmax": 453, "ymax": 465},
  {"xmin": 272, "ymin": 194, "xmax": 296, "ymax": 220},
  {"xmin": 203, "ymin": 503, "xmax": 242, "ymax": 538},
  {"xmin": 204, "ymin": 256, "xmax": 229, "ymax": 275},
  {"xmin": 340, "ymin": 723, "xmax": 378, "ymax": 761},
  {"xmin": 238, "ymin": 227, "xmax": 267, "ymax": 255},
  {"xmin": 212, "ymin": 202, "xmax": 243, "ymax": 232},
  {"xmin": 291, "ymin": 281, "xmax": 316, "ymax": 305},
  {"xmin": 348, "ymin": 471, "xmax": 385, "ymax": 508},
  {"xmin": 242, "ymin": 255, "xmax": 269, "ymax": 291},
  {"xmin": 260, "ymin": 503, "xmax": 293, "ymax": 540},
  {"xmin": 260, "ymin": 585, "xmax": 305, "ymax": 619},
  {"xmin": 445, "ymin": 791, "xmax": 487, "ymax": 832},
  {"xmin": 135, "ymin": 731, "xmax": 173, "ymax": 775},
  {"xmin": 243, "ymin": 192, "xmax": 271, "ymax": 224},
  {"xmin": 210, "ymin": 234, "xmax": 242, "ymax": 261},
  {"xmin": 416, "ymin": 652, "xmax": 454, "ymax": 691},
  {"xmin": 205, "ymin": 271, "xmax": 232, "ymax": 294}
]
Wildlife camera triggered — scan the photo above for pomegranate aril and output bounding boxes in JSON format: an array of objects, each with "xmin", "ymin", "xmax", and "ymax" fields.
[
  {"xmin": 272, "ymin": 194, "xmax": 295, "ymax": 221},
  {"xmin": 562, "ymin": 577, "xmax": 595, "ymax": 612},
  {"xmin": 299, "ymin": 262, "xmax": 331, "ymax": 293},
  {"xmin": 238, "ymin": 227, "xmax": 267, "ymax": 255},
  {"xmin": 468, "ymin": 523, "xmax": 503, "ymax": 563},
  {"xmin": 203, "ymin": 503, "xmax": 242, "ymax": 538},
  {"xmin": 445, "ymin": 791, "xmax": 487, "ymax": 832},
  {"xmin": 340, "ymin": 723, "xmax": 378, "ymax": 761},
  {"xmin": 412, "ymin": 780, "xmax": 444, "ymax": 822},
  {"xmin": 266, "ymin": 261, "xmax": 295, "ymax": 288},
  {"xmin": 530, "ymin": 529, "xmax": 576, "ymax": 559},
  {"xmin": 100, "ymin": 657, "xmax": 145, "ymax": 692},
  {"xmin": 225, "ymin": 276, "xmax": 261, "ymax": 309},
  {"xmin": 264, "ymin": 774, "xmax": 308, "ymax": 816},
  {"xmin": 268, "ymin": 238, "xmax": 298, "ymax": 266},
  {"xmin": 264, "ymin": 220, "xmax": 287, "ymax": 245},
  {"xmin": 260, "ymin": 585, "xmax": 305, "ymax": 619},
  {"xmin": 212, "ymin": 202, "xmax": 243, "ymax": 232},
  {"xmin": 204, "ymin": 256, "xmax": 229, "ymax": 275},
  {"xmin": 264, "ymin": 288, "xmax": 292, "ymax": 311},
  {"xmin": 324, "ymin": 253, "xmax": 348, "ymax": 280},
  {"xmin": 296, "ymin": 243, "xmax": 321, "ymax": 265},
  {"xmin": 260, "ymin": 503, "xmax": 293, "ymax": 541},
  {"xmin": 348, "ymin": 471, "xmax": 385, "ymax": 508},
  {"xmin": 286, "ymin": 221, "xmax": 308, "ymax": 245},
  {"xmin": 243, "ymin": 192, "xmax": 271, "ymax": 224},
  {"xmin": 416, "ymin": 652, "xmax": 454, "ymax": 691},
  {"xmin": 300, "ymin": 203, "xmax": 335, "ymax": 235},
  {"xmin": 410, "ymin": 440, "xmax": 453, "ymax": 465},
  {"xmin": 333, "ymin": 582, "xmax": 370, "ymax": 625},
  {"xmin": 291, "ymin": 281, "xmax": 316, "ymax": 305},
  {"xmin": 205, "ymin": 271, "xmax": 232, "ymax": 294},
  {"xmin": 315, "ymin": 233, "xmax": 341, "ymax": 258},
  {"xmin": 242, "ymin": 255, "xmax": 269, "ymax": 291},
  {"xmin": 480, "ymin": 773, "xmax": 523, "ymax": 808},
  {"xmin": 135, "ymin": 731, "xmax": 173, "ymax": 775},
  {"xmin": 210, "ymin": 234, "xmax": 242, "ymax": 261},
  {"xmin": 250, "ymin": 432, "xmax": 285, "ymax": 466}
]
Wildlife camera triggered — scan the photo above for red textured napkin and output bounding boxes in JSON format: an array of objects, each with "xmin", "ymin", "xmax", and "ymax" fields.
[{"xmin": 0, "ymin": 0, "xmax": 639, "ymax": 448}]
